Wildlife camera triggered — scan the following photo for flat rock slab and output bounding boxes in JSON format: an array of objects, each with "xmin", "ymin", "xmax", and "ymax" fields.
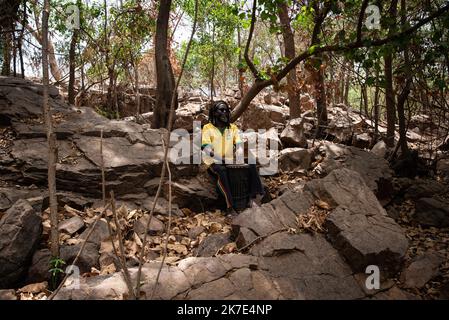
[
  {"xmin": 251, "ymin": 232, "xmax": 365, "ymax": 299},
  {"xmin": 0, "ymin": 187, "xmax": 45, "ymax": 211},
  {"xmin": 195, "ymin": 233, "xmax": 232, "ymax": 257},
  {"xmin": 73, "ymin": 136, "xmax": 164, "ymax": 170},
  {"xmin": 54, "ymin": 255, "xmax": 282, "ymax": 300},
  {"xmin": 58, "ymin": 216, "xmax": 85, "ymax": 235}
]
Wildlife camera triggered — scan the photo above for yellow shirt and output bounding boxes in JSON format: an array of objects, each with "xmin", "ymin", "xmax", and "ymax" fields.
[{"xmin": 202, "ymin": 123, "xmax": 242, "ymax": 166}]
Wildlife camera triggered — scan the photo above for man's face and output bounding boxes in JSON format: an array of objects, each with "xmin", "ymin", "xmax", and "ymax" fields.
[{"xmin": 215, "ymin": 104, "xmax": 230, "ymax": 123}]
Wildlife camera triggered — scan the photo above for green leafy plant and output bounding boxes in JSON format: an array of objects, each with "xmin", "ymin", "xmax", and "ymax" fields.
[{"xmin": 49, "ymin": 257, "xmax": 66, "ymax": 290}]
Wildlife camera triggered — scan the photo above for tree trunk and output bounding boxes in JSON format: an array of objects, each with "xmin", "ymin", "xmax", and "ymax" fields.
[
  {"xmin": 374, "ymin": 69, "xmax": 380, "ymax": 137},
  {"xmin": 397, "ymin": 0, "xmax": 411, "ymax": 156},
  {"xmin": 12, "ymin": 26, "xmax": 17, "ymax": 77},
  {"xmin": 18, "ymin": 4, "xmax": 25, "ymax": 78},
  {"xmin": 134, "ymin": 60, "xmax": 141, "ymax": 116},
  {"xmin": 210, "ymin": 22, "xmax": 215, "ymax": 100},
  {"xmin": 68, "ymin": 29, "xmax": 78, "ymax": 105},
  {"xmin": 316, "ymin": 55, "xmax": 327, "ymax": 136},
  {"xmin": 46, "ymin": 37, "xmax": 61, "ymax": 82},
  {"xmin": 384, "ymin": 53, "xmax": 396, "ymax": 147},
  {"xmin": 1, "ymin": 29, "xmax": 12, "ymax": 76},
  {"xmin": 106, "ymin": 65, "xmax": 115, "ymax": 115},
  {"xmin": 25, "ymin": 25, "xmax": 62, "ymax": 81},
  {"xmin": 153, "ymin": 0, "xmax": 177, "ymax": 129},
  {"xmin": 278, "ymin": 2, "xmax": 300, "ymax": 118},
  {"xmin": 362, "ymin": 83, "xmax": 368, "ymax": 116},
  {"xmin": 236, "ymin": 2, "xmax": 244, "ymax": 98},
  {"xmin": 223, "ymin": 55, "xmax": 227, "ymax": 93},
  {"xmin": 42, "ymin": 0, "xmax": 59, "ymax": 258},
  {"xmin": 384, "ymin": 0, "xmax": 398, "ymax": 148},
  {"xmin": 343, "ymin": 62, "xmax": 350, "ymax": 105}
]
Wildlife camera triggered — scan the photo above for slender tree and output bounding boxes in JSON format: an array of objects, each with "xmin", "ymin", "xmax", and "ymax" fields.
[
  {"xmin": 153, "ymin": 0, "xmax": 177, "ymax": 128},
  {"xmin": 42, "ymin": 0, "xmax": 59, "ymax": 258},
  {"xmin": 278, "ymin": 1, "xmax": 301, "ymax": 118}
]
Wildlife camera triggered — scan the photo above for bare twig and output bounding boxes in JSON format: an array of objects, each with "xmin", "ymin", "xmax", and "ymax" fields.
[
  {"xmin": 100, "ymin": 128, "xmax": 106, "ymax": 205},
  {"xmin": 110, "ymin": 191, "xmax": 136, "ymax": 299},
  {"xmin": 150, "ymin": 138, "xmax": 172, "ymax": 299},
  {"xmin": 237, "ymin": 228, "xmax": 289, "ymax": 253},
  {"xmin": 48, "ymin": 203, "xmax": 111, "ymax": 300}
]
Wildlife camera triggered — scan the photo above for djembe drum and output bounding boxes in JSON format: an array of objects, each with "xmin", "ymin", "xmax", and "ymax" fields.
[{"xmin": 226, "ymin": 164, "xmax": 250, "ymax": 210}]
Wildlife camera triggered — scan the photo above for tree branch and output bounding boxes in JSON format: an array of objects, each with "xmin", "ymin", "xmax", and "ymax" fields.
[
  {"xmin": 231, "ymin": 2, "xmax": 449, "ymax": 121},
  {"xmin": 244, "ymin": 0, "xmax": 260, "ymax": 80},
  {"xmin": 357, "ymin": 0, "xmax": 370, "ymax": 44}
]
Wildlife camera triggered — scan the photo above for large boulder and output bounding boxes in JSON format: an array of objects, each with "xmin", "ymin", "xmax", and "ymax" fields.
[
  {"xmin": 0, "ymin": 187, "xmax": 45, "ymax": 211},
  {"xmin": 413, "ymin": 198, "xmax": 449, "ymax": 228},
  {"xmin": 60, "ymin": 242, "xmax": 100, "ymax": 274},
  {"xmin": 278, "ymin": 148, "xmax": 313, "ymax": 172},
  {"xmin": 0, "ymin": 199, "xmax": 42, "ymax": 288},
  {"xmin": 280, "ymin": 116, "xmax": 310, "ymax": 148},
  {"xmin": 315, "ymin": 141, "xmax": 393, "ymax": 194},
  {"xmin": 239, "ymin": 103, "xmax": 289, "ymax": 130},
  {"xmin": 306, "ymin": 169, "xmax": 408, "ymax": 276},
  {"xmin": 173, "ymin": 103, "xmax": 208, "ymax": 132},
  {"xmin": 166, "ymin": 176, "xmax": 218, "ymax": 212},
  {"xmin": 26, "ymin": 249, "xmax": 52, "ymax": 284},
  {"xmin": 325, "ymin": 105, "xmax": 365, "ymax": 143}
]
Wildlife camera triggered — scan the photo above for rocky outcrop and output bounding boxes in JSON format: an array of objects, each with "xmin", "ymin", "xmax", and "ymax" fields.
[
  {"xmin": 307, "ymin": 169, "xmax": 408, "ymax": 276},
  {"xmin": 278, "ymin": 148, "xmax": 313, "ymax": 172},
  {"xmin": 233, "ymin": 168, "xmax": 408, "ymax": 279},
  {"xmin": 0, "ymin": 76, "xmax": 212, "ymax": 212},
  {"xmin": 239, "ymin": 103, "xmax": 289, "ymax": 130},
  {"xmin": 0, "ymin": 200, "xmax": 42, "ymax": 288},
  {"xmin": 42, "ymin": 167, "xmax": 411, "ymax": 300},
  {"xmin": 54, "ymin": 252, "xmax": 364, "ymax": 300},
  {"xmin": 280, "ymin": 115, "xmax": 311, "ymax": 148},
  {"xmin": 315, "ymin": 141, "xmax": 393, "ymax": 194}
]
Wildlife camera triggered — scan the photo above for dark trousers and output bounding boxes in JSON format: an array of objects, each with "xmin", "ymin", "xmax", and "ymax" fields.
[{"xmin": 208, "ymin": 164, "xmax": 264, "ymax": 209}]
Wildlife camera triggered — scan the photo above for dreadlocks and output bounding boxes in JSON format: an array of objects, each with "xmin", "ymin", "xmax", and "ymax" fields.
[{"xmin": 209, "ymin": 100, "xmax": 231, "ymax": 127}]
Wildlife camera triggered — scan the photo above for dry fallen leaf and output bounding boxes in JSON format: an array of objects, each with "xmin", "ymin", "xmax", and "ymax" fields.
[
  {"xmin": 315, "ymin": 200, "xmax": 331, "ymax": 210},
  {"xmin": 209, "ymin": 222, "xmax": 222, "ymax": 233},
  {"xmin": 127, "ymin": 209, "xmax": 138, "ymax": 220},
  {"xmin": 99, "ymin": 240, "xmax": 119, "ymax": 255},
  {"xmin": 167, "ymin": 243, "xmax": 188, "ymax": 255},
  {"xmin": 66, "ymin": 238, "xmax": 82, "ymax": 246},
  {"xmin": 100, "ymin": 263, "xmax": 116, "ymax": 275}
]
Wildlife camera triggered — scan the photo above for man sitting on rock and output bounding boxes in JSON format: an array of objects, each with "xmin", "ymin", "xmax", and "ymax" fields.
[{"xmin": 201, "ymin": 100, "xmax": 264, "ymax": 215}]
